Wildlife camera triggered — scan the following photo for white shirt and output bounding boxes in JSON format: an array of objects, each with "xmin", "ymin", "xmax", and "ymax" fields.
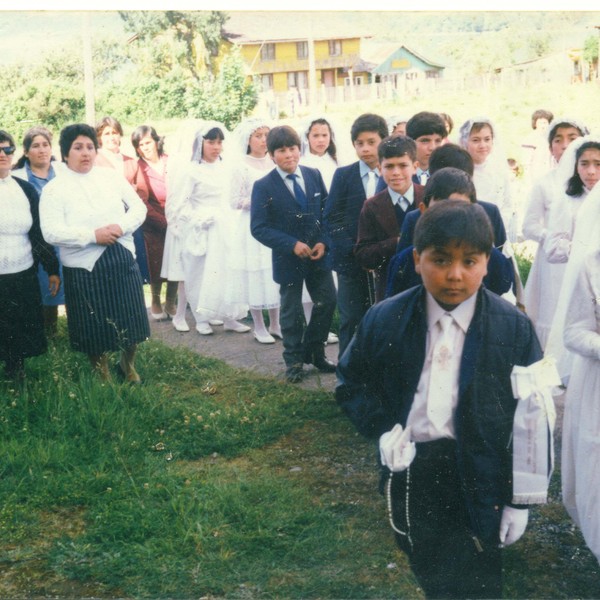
[
  {"xmin": 0, "ymin": 176, "xmax": 33, "ymax": 274},
  {"xmin": 388, "ymin": 185, "xmax": 415, "ymax": 211},
  {"xmin": 277, "ymin": 166, "xmax": 306, "ymax": 197},
  {"xmin": 300, "ymin": 152, "xmax": 337, "ymax": 192},
  {"xmin": 406, "ymin": 291, "xmax": 477, "ymax": 442},
  {"xmin": 359, "ymin": 160, "xmax": 380, "ymax": 197},
  {"xmin": 40, "ymin": 166, "xmax": 147, "ymax": 272}
]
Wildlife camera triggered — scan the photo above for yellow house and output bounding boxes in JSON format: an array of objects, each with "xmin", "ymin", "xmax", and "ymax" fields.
[{"xmin": 223, "ymin": 12, "xmax": 370, "ymax": 99}]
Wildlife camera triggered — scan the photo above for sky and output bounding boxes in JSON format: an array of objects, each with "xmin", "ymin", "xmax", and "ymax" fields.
[{"xmin": 3, "ymin": 2, "xmax": 591, "ymax": 11}]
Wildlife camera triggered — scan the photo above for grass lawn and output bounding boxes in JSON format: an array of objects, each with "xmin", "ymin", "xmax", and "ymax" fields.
[{"xmin": 0, "ymin": 321, "xmax": 598, "ymax": 598}]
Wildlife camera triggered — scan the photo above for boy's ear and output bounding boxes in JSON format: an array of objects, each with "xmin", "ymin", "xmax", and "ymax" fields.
[
  {"xmin": 411, "ymin": 160, "xmax": 418, "ymax": 173},
  {"xmin": 418, "ymin": 202, "xmax": 426, "ymax": 214},
  {"xmin": 413, "ymin": 248, "xmax": 421, "ymax": 273}
]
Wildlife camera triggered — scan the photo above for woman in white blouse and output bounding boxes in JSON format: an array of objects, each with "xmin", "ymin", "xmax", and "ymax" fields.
[
  {"xmin": 0, "ymin": 129, "xmax": 60, "ymax": 380},
  {"xmin": 40, "ymin": 124, "xmax": 149, "ymax": 383}
]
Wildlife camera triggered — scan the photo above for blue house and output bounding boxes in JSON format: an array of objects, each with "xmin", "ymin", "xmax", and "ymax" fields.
[{"xmin": 361, "ymin": 41, "xmax": 445, "ymax": 86}]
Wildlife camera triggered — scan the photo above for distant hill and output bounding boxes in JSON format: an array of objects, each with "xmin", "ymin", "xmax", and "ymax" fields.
[{"xmin": 1, "ymin": 10, "xmax": 597, "ymax": 69}]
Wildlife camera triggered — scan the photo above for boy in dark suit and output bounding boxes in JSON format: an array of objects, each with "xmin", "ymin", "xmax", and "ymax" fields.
[
  {"xmin": 405, "ymin": 111, "xmax": 447, "ymax": 185},
  {"xmin": 323, "ymin": 113, "xmax": 389, "ymax": 357},
  {"xmin": 251, "ymin": 126, "xmax": 336, "ymax": 383},
  {"xmin": 337, "ymin": 200, "xmax": 545, "ymax": 598},
  {"xmin": 386, "ymin": 167, "xmax": 514, "ymax": 299},
  {"xmin": 397, "ymin": 143, "xmax": 507, "ymax": 253},
  {"xmin": 354, "ymin": 136, "xmax": 423, "ymax": 302}
]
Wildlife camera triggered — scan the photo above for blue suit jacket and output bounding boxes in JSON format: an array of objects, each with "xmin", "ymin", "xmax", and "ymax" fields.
[
  {"xmin": 397, "ymin": 200, "xmax": 507, "ymax": 253},
  {"xmin": 323, "ymin": 161, "xmax": 368, "ymax": 276},
  {"xmin": 251, "ymin": 165, "xmax": 330, "ymax": 286},
  {"xmin": 385, "ymin": 245, "xmax": 514, "ymax": 299},
  {"xmin": 336, "ymin": 285, "xmax": 542, "ymax": 540}
]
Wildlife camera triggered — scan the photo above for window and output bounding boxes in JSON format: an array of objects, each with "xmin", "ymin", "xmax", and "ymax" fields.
[
  {"xmin": 296, "ymin": 41, "xmax": 308, "ymax": 59},
  {"xmin": 261, "ymin": 43, "xmax": 275, "ymax": 61},
  {"xmin": 261, "ymin": 74, "xmax": 274, "ymax": 90},
  {"xmin": 328, "ymin": 40, "xmax": 342, "ymax": 56},
  {"xmin": 287, "ymin": 71, "xmax": 308, "ymax": 89}
]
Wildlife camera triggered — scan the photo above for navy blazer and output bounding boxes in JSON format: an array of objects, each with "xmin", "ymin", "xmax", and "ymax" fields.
[
  {"xmin": 251, "ymin": 165, "xmax": 330, "ymax": 286},
  {"xmin": 385, "ymin": 245, "xmax": 514, "ymax": 299},
  {"xmin": 336, "ymin": 286, "xmax": 542, "ymax": 540},
  {"xmin": 397, "ymin": 199, "xmax": 507, "ymax": 253},
  {"xmin": 323, "ymin": 161, "xmax": 368, "ymax": 276}
]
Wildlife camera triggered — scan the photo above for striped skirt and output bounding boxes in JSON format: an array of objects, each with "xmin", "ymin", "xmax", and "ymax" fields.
[
  {"xmin": 63, "ymin": 243, "xmax": 150, "ymax": 355},
  {"xmin": 0, "ymin": 265, "xmax": 46, "ymax": 363}
]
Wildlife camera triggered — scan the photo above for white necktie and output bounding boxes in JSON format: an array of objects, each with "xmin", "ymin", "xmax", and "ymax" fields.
[
  {"xmin": 366, "ymin": 170, "xmax": 377, "ymax": 198},
  {"xmin": 419, "ymin": 172, "xmax": 428, "ymax": 186},
  {"xmin": 399, "ymin": 195, "xmax": 408, "ymax": 212},
  {"xmin": 427, "ymin": 313, "xmax": 456, "ymax": 432}
]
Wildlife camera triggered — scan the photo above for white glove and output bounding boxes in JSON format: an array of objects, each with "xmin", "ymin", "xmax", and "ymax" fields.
[
  {"xmin": 379, "ymin": 424, "xmax": 416, "ymax": 472},
  {"xmin": 499, "ymin": 506, "xmax": 529, "ymax": 547}
]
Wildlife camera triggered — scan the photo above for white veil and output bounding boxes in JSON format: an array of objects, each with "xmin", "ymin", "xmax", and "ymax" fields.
[{"xmin": 545, "ymin": 135, "xmax": 600, "ymax": 382}]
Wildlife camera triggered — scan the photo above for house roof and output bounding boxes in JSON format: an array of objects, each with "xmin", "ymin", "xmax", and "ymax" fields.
[
  {"xmin": 359, "ymin": 40, "xmax": 445, "ymax": 71},
  {"xmin": 224, "ymin": 11, "xmax": 369, "ymax": 44}
]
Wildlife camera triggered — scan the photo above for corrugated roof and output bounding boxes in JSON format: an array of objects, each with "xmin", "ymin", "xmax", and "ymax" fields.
[
  {"xmin": 224, "ymin": 11, "xmax": 370, "ymax": 44},
  {"xmin": 360, "ymin": 39, "xmax": 445, "ymax": 69}
]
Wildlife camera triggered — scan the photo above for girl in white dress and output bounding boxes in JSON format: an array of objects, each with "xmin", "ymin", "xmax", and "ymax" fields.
[
  {"xmin": 521, "ymin": 118, "xmax": 588, "ymax": 348},
  {"xmin": 164, "ymin": 121, "xmax": 249, "ymax": 336},
  {"xmin": 299, "ymin": 117, "xmax": 340, "ymax": 345},
  {"xmin": 228, "ymin": 118, "xmax": 281, "ymax": 344},
  {"xmin": 459, "ymin": 117, "xmax": 515, "ymax": 240},
  {"xmin": 560, "ymin": 181, "xmax": 600, "ymax": 565},
  {"xmin": 545, "ymin": 136, "xmax": 600, "ymax": 381}
]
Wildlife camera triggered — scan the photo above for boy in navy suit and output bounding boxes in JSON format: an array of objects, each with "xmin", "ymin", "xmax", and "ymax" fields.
[
  {"xmin": 323, "ymin": 113, "xmax": 389, "ymax": 357},
  {"xmin": 251, "ymin": 126, "xmax": 336, "ymax": 383},
  {"xmin": 397, "ymin": 143, "xmax": 507, "ymax": 253},
  {"xmin": 337, "ymin": 200, "xmax": 544, "ymax": 598},
  {"xmin": 386, "ymin": 167, "xmax": 514, "ymax": 299},
  {"xmin": 405, "ymin": 111, "xmax": 447, "ymax": 185},
  {"xmin": 354, "ymin": 135, "xmax": 423, "ymax": 302}
]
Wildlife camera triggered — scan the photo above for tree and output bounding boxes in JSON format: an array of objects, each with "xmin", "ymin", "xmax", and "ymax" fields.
[
  {"xmin": 583, "ymin": 34, "xmax": 599, "ymax": 80},
  {"xmin": 118, "ymin": 11, "xmax": 229, "ymax": 79}
]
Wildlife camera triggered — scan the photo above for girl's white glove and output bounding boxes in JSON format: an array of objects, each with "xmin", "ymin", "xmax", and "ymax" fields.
[{"xmin": 379, "ymin": 424, "xmax": 416, "ymax": 472}]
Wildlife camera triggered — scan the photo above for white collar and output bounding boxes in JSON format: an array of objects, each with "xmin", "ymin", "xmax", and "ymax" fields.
[{"xmin": 426, "ymin": 290, "xmax": 478, "ymax": 334}]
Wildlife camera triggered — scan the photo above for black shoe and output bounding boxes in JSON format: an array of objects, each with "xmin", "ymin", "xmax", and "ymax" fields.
[
  {"xmin": 285, "ymin": 364, "xmax": 305, "ymax": 383},
  {"xmin": 304, "ymin": 347, "xmax": 337, "ymax": 373}
]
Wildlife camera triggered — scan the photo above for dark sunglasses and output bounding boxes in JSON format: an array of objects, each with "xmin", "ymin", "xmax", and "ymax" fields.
[{"xmin": 0, "ymin": 146, "xmax": 16, "ymax": 155}]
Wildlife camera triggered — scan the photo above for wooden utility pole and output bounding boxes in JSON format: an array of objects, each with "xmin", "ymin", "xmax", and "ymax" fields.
[{"xmin": 82, "ymin": 13, "xmax": 95, "ymax": 125}]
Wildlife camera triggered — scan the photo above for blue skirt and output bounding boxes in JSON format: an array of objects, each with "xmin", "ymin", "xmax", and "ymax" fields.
[{"xmin": 63, "ymin": 243, "xmax": 150, "ymax": 355}]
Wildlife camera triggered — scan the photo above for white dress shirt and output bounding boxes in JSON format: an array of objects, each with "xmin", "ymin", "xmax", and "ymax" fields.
[
  {"xmin": 40, "ymin": 166, "xmax": 147, "ymax": 272},
  {"xmin": 406, "ymin": 291, "xmax": 478, "ymax": 442},
  {"xmin": 388, "ymin": 185, "xmax": 415, "ymax": 212}
]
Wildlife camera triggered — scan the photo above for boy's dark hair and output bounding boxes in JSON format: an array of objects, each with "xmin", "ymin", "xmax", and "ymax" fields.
[
  {"xmin": 267, "ymin": 125, "xmax": 301, "ymax": 155},
  {"xmin": 547, "ymin": 120, "xmax": 588, "ymax": 147},
  {"xmin": 566, "ymin": 141, "xmax": 600, "ymax": 197},
  {"xmin": 414, "ymin": 199, "xmax": 493, "ymax": 255},
  {"xmin": 531, "ymin": 109, "xmax": 553, "ymax": 129},
  {"xmin": 422, "ymin": 167, "xmax": 477, "ymax": 207},
  {"xmin": 131, "ymin": 125, "xmax": 165, "ymax": 158},
  {"xmin": 429, "ymin": 143, "xmax": 474, "ymax": 176},
  {"xmin": 406, "ymin": 111, "xmax": 447, "ymax": 141},
  {"xmin": 0, "ymin": 129, "xmax": 16, "ymax": 149},
  {"xmin": 350, "ymin": 113, "xmax": 388, "ymax": 143},
  {"xmin": 377, "ymin": 135, "xmax": 417, "ymax": 162},
  {"xmin": 59, "ymin": 124, "xmax": 98, "ymax": 162}
]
